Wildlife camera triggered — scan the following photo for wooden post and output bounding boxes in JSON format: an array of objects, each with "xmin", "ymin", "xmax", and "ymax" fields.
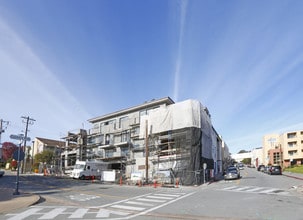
[{"xmin": 145, "ymin": 120, "xmax": 149, "ymax": 184}]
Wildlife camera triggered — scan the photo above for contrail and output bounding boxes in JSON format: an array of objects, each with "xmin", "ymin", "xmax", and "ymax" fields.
[{"xmin": 173, "ymin": 0, "xmax": 188, "ymax": 102}]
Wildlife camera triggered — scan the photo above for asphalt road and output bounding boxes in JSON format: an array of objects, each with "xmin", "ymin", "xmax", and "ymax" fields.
[{"xmin": 1, "ymin": 168, "xmax": 303, "ymax": 220}]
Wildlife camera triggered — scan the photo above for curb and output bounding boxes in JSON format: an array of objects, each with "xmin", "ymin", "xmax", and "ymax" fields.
[
  {"xmin": 283, "ymin": 173, "xmax": 303, "ymax": 181},
  {"xmin": 0, "ymin": 194, "xmax": 41, "ymax": 214}
]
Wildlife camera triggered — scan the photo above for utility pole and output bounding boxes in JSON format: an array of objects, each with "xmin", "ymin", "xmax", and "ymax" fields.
[
  {"xmin": 145, "ymin": 120, "xmax": 149, "ymax": 184},
  {"xmin": 21, "ymin": 116, "xmax": 35, "ymax": 174},
  {"xmin": 0, "ymin": 119, "xmax": 9, "ymax": 146}
]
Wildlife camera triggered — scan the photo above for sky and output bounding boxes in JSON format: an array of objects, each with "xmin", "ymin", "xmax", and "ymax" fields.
[{"xmin": 1, "ymin": 0, "xmax": 303, "ymax": 154}]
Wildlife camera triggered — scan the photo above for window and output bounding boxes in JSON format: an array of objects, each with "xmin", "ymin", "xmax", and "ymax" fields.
[
  {"xmin": 288, "ymin": 150, "xmax": 297, "ymax": 156},
  {"xmin": 288, "ymin": 141, "xmax": 297, "ymax": 148},
  {"xmin": 119, "ymin": 116, "xmax": 128, "ymax": 128},
  {"xmin": 132, "ymin": 127, "xmax": 140, "ymax": 136},
  {"xmin": 121, "ymin": 147, "xmax": 129, "ymax": 157},
  {"xmin": 105, "ymin": 149, "xmax": 114, "ymax": 158},
  {"xmin": 121, "ymin": 131, "xmax": 129, "ymax": 142},
  {"xmin": 287, "ymin": 132, "xmax": 297, "ymax": 139}
]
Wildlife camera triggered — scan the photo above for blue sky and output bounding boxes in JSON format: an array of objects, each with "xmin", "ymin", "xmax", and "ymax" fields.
[{"xmin": 1, "ymin": 0, "xmax": 303, "ymax": 154}]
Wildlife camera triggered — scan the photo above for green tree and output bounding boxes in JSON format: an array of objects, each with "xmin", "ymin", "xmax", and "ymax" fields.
[
  {"xmin": 238, "ymin": 150, "xmax": 248, "ymax": 154},
  {"xmin": 242, "ymin": 158, "xmax": 251, "ymax": 165},
  {"xmin": 34, "ymin": 150, "xmax": 55, "ymax": 164}
]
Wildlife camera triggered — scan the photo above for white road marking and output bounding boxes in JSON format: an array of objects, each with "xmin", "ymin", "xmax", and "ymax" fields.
[
  {"xmin": 223, "ymin": 186, "xmax": 238, "ymax": 190},
  {"xmin": 259, "ymin": 188, "xmax": 279, "ymax": 193},
  {"xmin": 124, "ymin": 201, "xmax": 154, "ymax": 206},
  {"xmin": 245, "ymin": 187, "xmax": 264, "ymax": 192},
  {"xmin": 6, "ymin": 208, "xmax": 44, "ymax": 220},
  {"xmin": 233, "ymin": 186, "xmax": 251, "ymax": 191},
  {"xmin": 68, "ymin": 208, "xmax": 89, "ymax": 219},
  {"xmin": 145, "ymin": 195, "xmax": 173, "ymax": 200},
  {"xmin": 221, "ymin": 186, "xmax": 289, "ymax": 196},
  {"xmin": 153, "ymin": 193, "xmax": 180, "ymax": 197},
  {"xmin": 38, "ymin": 208, "xmax": 67, "ymax": 219},
  {"xmin": 136, "ymin": 198, "xmax": 166, "ymax": 203},
  {"xmin": 111, "ymin": 204, "xmax": 146, "ymax": 211},
  {"xmin": 96, "ymin": 208, "xmax": 129, "ymax": 218},
  {"xmin": 5, "ymin": 191, "xmax": 195, "ymax": 219}
]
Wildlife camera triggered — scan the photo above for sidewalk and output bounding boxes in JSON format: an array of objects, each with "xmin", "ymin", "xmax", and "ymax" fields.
[
  {"xmin": 0, "ymin": 187, "xmax": 41, "ymax": 214},
  {"xmin": 283, "ymin": 171, "xmax": 303, "ymax": 181}
]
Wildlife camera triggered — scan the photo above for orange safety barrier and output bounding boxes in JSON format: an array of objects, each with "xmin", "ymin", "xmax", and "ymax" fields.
[
  {"xmin": 153, "ymin": 180, "xmax": 157, "ymax": 188},
  {"xmin": 120, "ymin": 176, "xmax": 122, "ymax": 186}
]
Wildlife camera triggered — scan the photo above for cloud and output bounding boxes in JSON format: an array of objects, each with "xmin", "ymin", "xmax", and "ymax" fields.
[{"xmin": 173, "ymin": 0, "xmax": 188, "ymax": 102}]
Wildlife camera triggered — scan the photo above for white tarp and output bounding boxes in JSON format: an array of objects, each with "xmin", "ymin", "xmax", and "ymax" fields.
[{"xmin": 140, "ymin": 99, "xmax": 202, "ymax": 137}]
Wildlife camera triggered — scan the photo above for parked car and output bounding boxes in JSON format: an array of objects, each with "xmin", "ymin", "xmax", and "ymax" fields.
[
  {"xmin": 224, "ymin": 167, "xmax": 241, "ymax": 180},
  {"xmin": 257, "ymin": 165, "xmax": 265, "ymax": 172},
  {"xmin": 264, "ymin": 166, "xmax": 271, "ymax": 174},
  {"xmin": 269, "ymin": 165, "xmax": 282, "ymax": 175},
  {"xmin": 0, "ymin": 170, "xmax": 4, "ymax": 177}
]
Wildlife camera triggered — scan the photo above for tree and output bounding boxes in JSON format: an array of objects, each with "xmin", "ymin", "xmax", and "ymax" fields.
[
  {"xmin": 238, "ymin": 150, "xmax": 249, "ymax": 154},
  {"xmin": 242, "ymin": 158, "xmax": 251, "ymax": 165},
  {"xmin": 34, "ymin": 150, "xmax": 55, "ymax": 164},
  {"xmin": 2, "ymin": 142, "xmax": 18, "ymax": 161}
]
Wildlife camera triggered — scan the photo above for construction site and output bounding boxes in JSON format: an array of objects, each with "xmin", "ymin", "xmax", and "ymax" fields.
[{"xmin": 61, "ymin": 98, "xmax": 230, "ymax": 186}]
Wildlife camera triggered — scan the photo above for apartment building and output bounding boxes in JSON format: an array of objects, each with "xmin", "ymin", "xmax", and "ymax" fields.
[
  {"xmin": 62, "ymin": 97, "xmax": 229, "ymax": 185},
  {"xmin": 280, "ymin": 130, "xmax": 303, "ymax": 167},
  {"xmin": 262, "ymin": 134, "xmax": 281, "ymax": 165},
  {"xmin": 262, "ymin": 130, "xmax": 303, "ymax": 167}
]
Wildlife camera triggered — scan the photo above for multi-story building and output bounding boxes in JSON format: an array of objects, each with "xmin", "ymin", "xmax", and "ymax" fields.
[
  {"xmin": 262, "ymin": 134, "xmax": 281, "ymax": 165},
  {"xmin": 280, "ymin": 130, "xmax": 303, "ymax": 167},
  {"xmin": 262, "ymin": 130, "xmax": 303, "ymax": 167},
  {"xmin": 61, "ymin": 97, "xmax": 229, "ymax": 185}
]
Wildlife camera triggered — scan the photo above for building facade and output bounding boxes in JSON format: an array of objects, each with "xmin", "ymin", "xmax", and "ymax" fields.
[
  {"xmin": 61, "ymin": 97, "xmax": 229, "ymax": 185},
  {"xmin": 280, "ymin": 130, "xmax": 303, "ymax": 167},
  {"xmin": 262, "ymin": 130, "xmax": 303, "ymax": 167}
]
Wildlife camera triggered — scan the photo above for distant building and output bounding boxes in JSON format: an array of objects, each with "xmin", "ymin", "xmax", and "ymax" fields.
[
  {"xmin": 231, "ymin": 152, "xmax": 252, "ymax": 163},
  {"xmin": 262, "ymin": 134, "xmax": 281, "ymax": 166},
  {"xmin": 251, "ymin": 147, "xmax": 263, "ymax": 167},
  {"xmin": 61, "ymin": 97, "xmax": 229, "ymax": 185},
  {"xmin": 262, "ymin": 130, "xmax": 303, "ymax": 167},
  {"xmin": 32, "ymin": 137, "xmax": 65, "ymax": 169}
]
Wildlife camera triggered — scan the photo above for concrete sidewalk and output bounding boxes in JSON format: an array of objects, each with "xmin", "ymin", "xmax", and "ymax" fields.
[
  {"xmin": 0, "ymin": 187, "xmax": 40, "ymax": 214},
  {"xmin": 283, "ymin": 171, "xmax": 303, "ymax": 181}
]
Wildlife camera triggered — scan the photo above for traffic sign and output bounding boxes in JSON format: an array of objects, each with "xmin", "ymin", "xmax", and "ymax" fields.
[
  {"xmin": 13, "ymin": 149, "xmax": 25, "ymax": 161},
  {"xmin": 10, "ymin": 134, "xmax": 31, "ymax": 142}
]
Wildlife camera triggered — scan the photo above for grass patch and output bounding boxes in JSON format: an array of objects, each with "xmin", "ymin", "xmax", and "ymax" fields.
[{"xmin": 284, "ymin": 165, "xmax": 303, "ymax": 174}]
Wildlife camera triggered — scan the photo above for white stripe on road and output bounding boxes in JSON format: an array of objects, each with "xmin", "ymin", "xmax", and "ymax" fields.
[
  {"xmin": 223, "ymin": 186, "xmax": 238, "ymax": 190},
  {"xmin": 136, "ymin": 198, "xmax": 166, "ymax": 203},
  {"xmin": 233, "ymin": 186, "xmax": 251, "ymax": 191},
  {"xmin": 125, "ymin": 201, "xmax": 155, "ymax": 206},
  {"xmin": 153, "ymin": 193, "xmax": 181, "ymax": 197},
  {"xmin": 146, "ymin": 195, "xmax": 173, "ymax": 200},
  {"xmin": 245, "ymin": 187, "xmax": 264, "ymax": 192},
  {"xmin": 6, "ymin": 208, "xmax": 44, "ymax": 220},
  {"xmin": 68, "ymin": 208, "xmax": 89, "ymax": 219},
  {"xmin": 259, "ymin": 188, "xmax": 279, "ymax": 193},
  {"xmin": 111, "ymin": 205, "xmax": 146, "ymax": 211},
  {"xmin": 96, "ymin": 209, "xmax": 129, "ymax": 218},
  {"xmin": 39, "ymin": 208, "xmax": 67, "ymax": 219}
]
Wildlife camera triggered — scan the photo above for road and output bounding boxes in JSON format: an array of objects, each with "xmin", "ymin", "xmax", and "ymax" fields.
[{"xmin": 1, "ymin": 168, "xmax": 303, "ymax": 220}]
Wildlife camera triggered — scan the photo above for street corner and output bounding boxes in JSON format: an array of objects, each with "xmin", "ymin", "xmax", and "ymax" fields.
[{"xmin": 0, "ymin": 193, "xmax": 41, "ymax": 214}]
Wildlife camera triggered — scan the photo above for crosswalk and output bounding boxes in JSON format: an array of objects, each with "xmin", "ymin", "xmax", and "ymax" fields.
[
  {"xmin": 219, "ymin": 185, "xmax": 289, "ymax": 196},
  {"xmin": 5, "ymin": 191, "xmax": 195, "ymax": 220}
]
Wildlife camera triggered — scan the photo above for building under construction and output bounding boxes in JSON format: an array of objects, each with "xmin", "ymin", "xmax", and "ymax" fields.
[{"xmin": 62, "ymin": 97, "xmax": 230, "ymax": 185}]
